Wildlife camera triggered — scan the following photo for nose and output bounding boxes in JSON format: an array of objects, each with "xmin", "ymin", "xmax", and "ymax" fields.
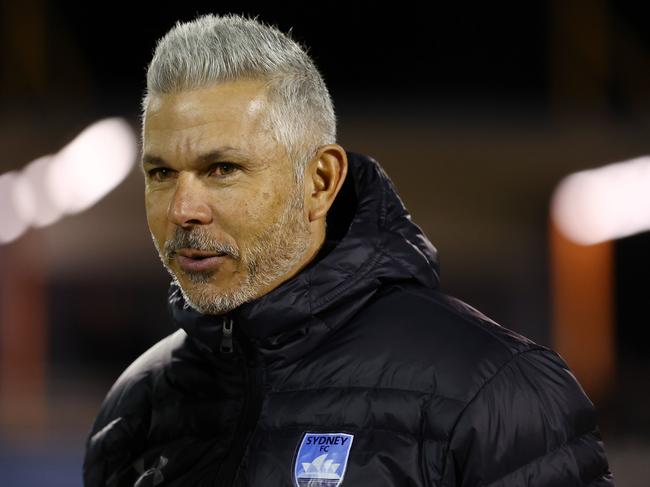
[{"xmin": 167, "ymin": 173, "xmax": 213, "ymax": 228}]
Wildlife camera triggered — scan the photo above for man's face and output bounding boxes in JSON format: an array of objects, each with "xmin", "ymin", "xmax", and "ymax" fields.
[{"xmin": 142, "ymin": 79, "xmax": 314, "ymax": 314}]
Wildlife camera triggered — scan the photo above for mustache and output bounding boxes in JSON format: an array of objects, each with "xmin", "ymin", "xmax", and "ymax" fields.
[{"xmin": 164, "ymin": 228, "xmax": 240, "ymax": 260}]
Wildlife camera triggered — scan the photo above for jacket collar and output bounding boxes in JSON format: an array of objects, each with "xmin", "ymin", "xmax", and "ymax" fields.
[{"xmin": 169, "ymin": 151, "xmax": 440, "ymax": 363}]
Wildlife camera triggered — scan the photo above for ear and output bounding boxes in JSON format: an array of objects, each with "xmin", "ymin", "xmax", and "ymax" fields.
[{"xmin": 306, "ymin": 144, "xmax": 348, "ymax": 222}]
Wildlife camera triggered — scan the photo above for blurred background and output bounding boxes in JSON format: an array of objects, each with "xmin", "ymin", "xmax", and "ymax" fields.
[{"xmin": 1, "ymin": 0, "xmax": 649, "ymax": 485}]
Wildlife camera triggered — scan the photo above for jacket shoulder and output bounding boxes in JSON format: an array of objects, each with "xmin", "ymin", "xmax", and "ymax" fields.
[
  {"xmin": 441, "ymin": 347, "xmax": 613, "ymax": 486},
  {"xmin": 83, "ymin": 330, "xmax": 189, "ymax": 486},
  {"xmin": 94, "ymin": 329, "xmax": 187, "ymax": 427},
  {"xmin": 394, "ymin": 281, "xmax": 539, "ymax": 350},
  {"xmin": 346, "ymin": 281, "xmax": 546, "ymax": 399},
  {"xmin": 358, "ymin": 283, "xmax": 613, "ymax": 485}
]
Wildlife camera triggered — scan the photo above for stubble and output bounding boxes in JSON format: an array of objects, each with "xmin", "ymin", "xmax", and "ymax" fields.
[{"xmin": 152, "ymin": 181, "xmax": 312, "ymax": 315}]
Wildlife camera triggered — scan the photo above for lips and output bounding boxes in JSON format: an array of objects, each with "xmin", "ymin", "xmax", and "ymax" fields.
[
  {"xmin": 176, "ymin": 249, "xmax": 227, "ymax": 259},
  {"xmin": 174, "ymin": 248, "xmax": 228, "ymax": 273}
]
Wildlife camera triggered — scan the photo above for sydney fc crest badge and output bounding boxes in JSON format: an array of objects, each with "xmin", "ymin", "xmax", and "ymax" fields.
[{"xmin": 293, "ymin": 432, "xmax": 354, "ymax": 487}]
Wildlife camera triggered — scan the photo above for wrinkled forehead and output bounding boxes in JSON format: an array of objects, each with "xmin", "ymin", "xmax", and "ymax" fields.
[{"xmin": 142, "ymin": 81, "xmax": 284, "ymax": 162}]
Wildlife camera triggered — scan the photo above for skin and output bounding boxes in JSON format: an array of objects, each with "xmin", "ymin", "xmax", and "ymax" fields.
[{"xmin": 142, "ymin": 79, "xmax": 348, "ymax": 314}]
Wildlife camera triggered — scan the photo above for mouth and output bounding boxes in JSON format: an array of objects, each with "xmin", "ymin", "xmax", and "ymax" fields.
[
  {"xmin": 174, "ymin": 248, "xmax": 228, "ymax": 259},
  {"xmin": 173, "ymin": 248, "xmax": 229, "ymax": 273}
]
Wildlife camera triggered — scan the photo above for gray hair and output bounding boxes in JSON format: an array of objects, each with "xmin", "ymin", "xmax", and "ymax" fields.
[{"xmin": 142, "ymin": 13, "xmax": 337, "ymax": 183}]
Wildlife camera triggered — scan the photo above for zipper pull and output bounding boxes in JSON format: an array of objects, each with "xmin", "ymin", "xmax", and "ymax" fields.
[{"xmin": 220, "ymin": 317, "xmax": 234, "ymax": 354}]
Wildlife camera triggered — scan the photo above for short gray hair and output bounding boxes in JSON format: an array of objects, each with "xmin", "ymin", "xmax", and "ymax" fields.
[{"xmin": 142, "ymin": 13, "xmax": 337, "ymax": 183}]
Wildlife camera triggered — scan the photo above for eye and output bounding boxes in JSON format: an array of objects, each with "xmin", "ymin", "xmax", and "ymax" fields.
[
  {"xmin": 147, "ymin": 167, "xmax": 175, "ymax": 182},
  {"xmin": 208, "ymin": 163, "xmax": 239, "ymax": 177}
]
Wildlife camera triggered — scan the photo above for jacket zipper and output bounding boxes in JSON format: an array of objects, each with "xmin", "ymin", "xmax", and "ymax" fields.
[
  {"xmin": 215, "ymin": 316, "xmax": 264, "ymax": 486},
  {"xmin": 220, "ymin": 317, "xmax": 234, "ymax": 353}
]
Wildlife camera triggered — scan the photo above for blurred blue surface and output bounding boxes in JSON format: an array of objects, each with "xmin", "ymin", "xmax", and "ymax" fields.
[{"xmin": 0, "ymin": 442, "xmax": 82, "ymax": 487}]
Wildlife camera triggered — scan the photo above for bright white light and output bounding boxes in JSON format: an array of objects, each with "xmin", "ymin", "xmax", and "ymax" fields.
[
  {"xmin": 0, "ymin": 172, "xmax": 29, "ymax": 244},
  {"xmin": 17, "ymin": 155, "xmax": 62, "ymax": 227},
  {"xmin": 551, "ymin": 156, "xmax": 650, "ymax": 245},
  {"xmin": 0, "ymin": 117, "xmax": 137, "ymax": 245},
  {"xmin": 47, "ymin": 118, "xmax": 138, "ymax": 214}
]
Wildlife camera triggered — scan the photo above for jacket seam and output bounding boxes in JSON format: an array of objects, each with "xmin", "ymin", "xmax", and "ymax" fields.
[
  {"xmin": 311, "ymin": 244, "xmax": 384, "ymax": 314},
  {"xmin": 483, "ymin": 429, "xmax": 608, "ymax": 487},
  {"xmin": 268, "ymin": 384, "xmax": 450, "ymax": 397},
  {"xmin": 374, "ymin": 158, "xmax": 389, "ymax": 229},
  {"xmin": 439, "ymin": 348, "xmax": 547, "ymax": 482},
  {"xmin": 419, "ymin": 390, "xmax": 436, "ymax": 486},
  {"xmin": 431, "ymin": 296, "xmax": 526, "ymax": 354},
  {"xmin": 586, "ymin": 473, "xmax": 614, "ymax": 486}
]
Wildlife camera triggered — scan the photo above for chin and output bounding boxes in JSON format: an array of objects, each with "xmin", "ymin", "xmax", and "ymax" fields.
[{"xmin": 174, "ymin": 273, "xmax": 258, "ymax": 315}]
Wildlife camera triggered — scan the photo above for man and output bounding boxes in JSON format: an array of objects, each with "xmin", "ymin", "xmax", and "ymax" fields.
[{"xmin": 84, "ymin": 13, "xmax": 614, "ymax": 487}]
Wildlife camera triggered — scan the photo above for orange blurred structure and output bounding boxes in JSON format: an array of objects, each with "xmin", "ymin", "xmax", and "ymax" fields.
[
  {"xmin": 550, "ymin": 218, "xmax": 615, "ymax": 401},
  {"xmin": 0, "ymin": 234, "xmax": 47, "ymax": 437}
]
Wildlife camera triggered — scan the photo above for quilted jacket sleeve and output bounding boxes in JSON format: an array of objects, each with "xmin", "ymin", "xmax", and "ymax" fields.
[{"xmin": 442, "ymin": 349, "xmax": 614, "ymax": 486}]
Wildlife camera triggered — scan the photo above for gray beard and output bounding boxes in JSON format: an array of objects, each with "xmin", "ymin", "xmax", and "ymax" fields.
[{"xmin": 151, "ymin": 183, "xmax": 312, "ymax": 315}]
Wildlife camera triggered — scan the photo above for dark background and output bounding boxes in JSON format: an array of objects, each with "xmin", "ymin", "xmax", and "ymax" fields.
[{"xmin": 1, "ymin": 1, "xmax": 649, "ymax": 485}]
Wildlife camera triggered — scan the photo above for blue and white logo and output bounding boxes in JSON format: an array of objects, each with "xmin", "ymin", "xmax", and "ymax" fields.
[{"xmin": 294, "ymin": 432, "xmax": 354, "ymax": 487}]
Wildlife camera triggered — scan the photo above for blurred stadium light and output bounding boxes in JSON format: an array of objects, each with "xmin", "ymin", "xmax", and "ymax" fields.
[
  {"xmin": 0, "ymin": 118, "xmax": 137, "ymax": 244},
  {"xmin": 552, "ymin": 156, "xmax": 650, "ymax": 245}
]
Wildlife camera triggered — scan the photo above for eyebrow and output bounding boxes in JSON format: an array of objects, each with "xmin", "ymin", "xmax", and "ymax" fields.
[{"xmin": 141, "ymin": 147, "xmax": 250, "ymax": 167}]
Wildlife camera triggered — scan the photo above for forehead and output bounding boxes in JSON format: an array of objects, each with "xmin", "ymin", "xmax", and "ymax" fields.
[{"xmin": 143, "ymin": 79, "xmax": 280, "ymax": 159}]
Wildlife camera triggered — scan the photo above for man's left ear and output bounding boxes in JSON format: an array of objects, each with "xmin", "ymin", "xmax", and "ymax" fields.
[{"xmin": 306, "ymin": 144, "xmax": 348, "ymax": 222}]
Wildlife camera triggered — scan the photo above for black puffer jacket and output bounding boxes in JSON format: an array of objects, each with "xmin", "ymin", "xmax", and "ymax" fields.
[{"xmin": 84, "ymin": 151, "xmax": 614, "ymax": 486}]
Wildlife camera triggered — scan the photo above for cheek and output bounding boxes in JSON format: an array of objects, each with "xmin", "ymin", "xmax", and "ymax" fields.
[
  {"xmin": 228, "ymin": 202, "xmax": 257, "ymax": 238},
  {"xmin": 227, "ymin": 197, "xmax": 279, "ymax": 242},
  {"xmin": 145, "ymin": 192, "xmax": 170, "ymax": 239}
]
